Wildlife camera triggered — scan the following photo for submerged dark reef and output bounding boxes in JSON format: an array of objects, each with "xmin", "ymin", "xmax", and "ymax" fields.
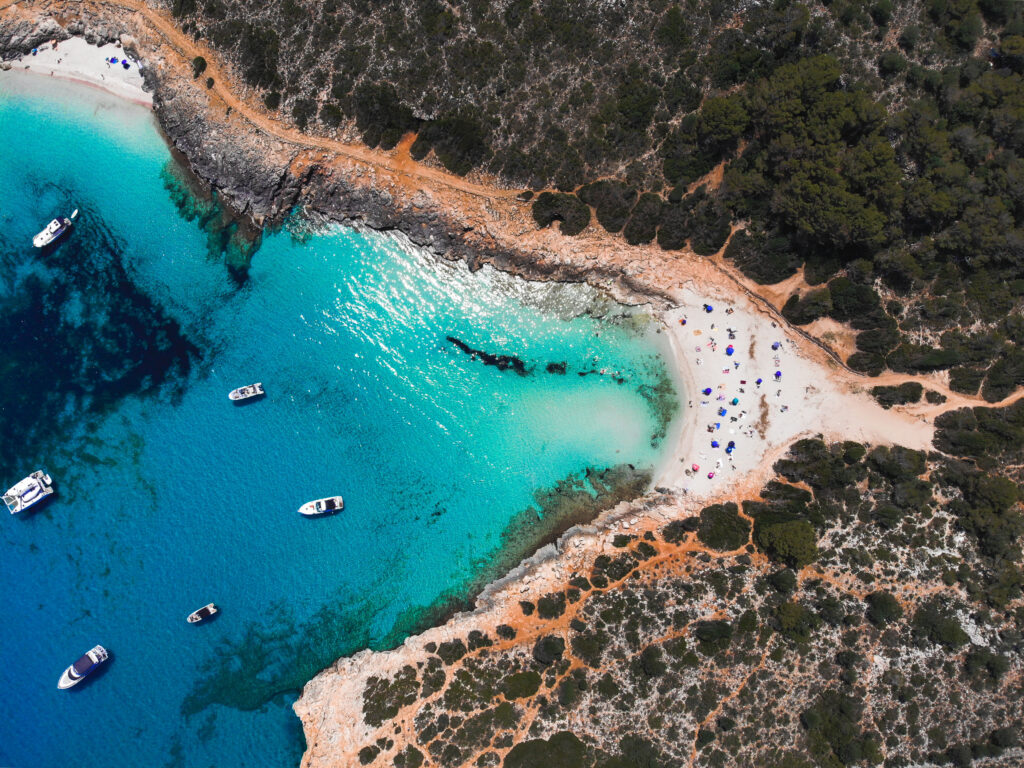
[
  {"xmin": 179, "ymin": 464, "xmax": 650, "ymax": 717},
  {"xmin": 160, "ymin": 158, "xmax": 262, "ymax": 284},
  {"xmin": 445, "ymin": 336, "xmax": 530, "ymax": 375},
  {"xmin": 0, "ymin": 200, "xmax": 199, "ymax": 476}
]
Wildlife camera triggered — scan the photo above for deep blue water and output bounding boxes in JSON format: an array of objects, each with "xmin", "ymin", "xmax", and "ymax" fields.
[{"xmin": 0, "ymin": 73, "xmax": 678, "ymax": 768}]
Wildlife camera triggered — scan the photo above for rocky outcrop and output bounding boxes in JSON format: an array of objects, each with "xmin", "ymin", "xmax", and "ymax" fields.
[{"xmin": 0, "ymin": 17, "xmax": 68, "ymax": 58}]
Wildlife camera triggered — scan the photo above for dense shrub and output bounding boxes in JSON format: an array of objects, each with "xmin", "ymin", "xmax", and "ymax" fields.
[
  {"xmin": 782, "ymin": 288, "xmax": 833, "ymax": 325},
  {"xmin": 870, "ymin": 382, "xmax": 923, "ymax": 409},
  {"xmin": 412, "ymin": 113, "xmax": 491, "ymax": 175},
  {"xmin": 577, "ymin": 181, "xmax": 637, "ymax": 234},
  {"xmin": 696, "ymin": 503, "xmax": 750, "ymax": 551},
  {"xmin": 865, "ymin": 591, "xmax": 903, "ymax": 627},
  {"xmin": 532, "ymin": 193, "xmax": 591, "ymax": 236},
  {"xmin": 622, "ymin": 193, "xmax": 664, "ymax": 245},
  {"xmin": 758, "ymin": 520, "xmax": 818, "ymax": 568}
]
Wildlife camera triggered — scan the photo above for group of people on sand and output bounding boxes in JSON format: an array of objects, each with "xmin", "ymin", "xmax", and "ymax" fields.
[{"xmin": 681, "ymin": 303, "xmax": 789, "ymax": 489}]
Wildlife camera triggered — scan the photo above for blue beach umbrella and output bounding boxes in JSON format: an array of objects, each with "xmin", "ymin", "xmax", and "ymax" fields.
[
  {"xmin": 718, "ymin": 407, "xmax": 727, "ymax": 416},
  {"xmin": 711, "ymin": 440, "xmax": 720, "ymax": 448},
  {"xmin": 726, "ymin": 345, "xmax": 734, "ymax": 356},
  {"xmin": 702, "ymin": 387, "xmax": 712, "ymax": 395},
  {"xmin": 731, "ymin": 398, "xmax": 739, "ymax": 405}
]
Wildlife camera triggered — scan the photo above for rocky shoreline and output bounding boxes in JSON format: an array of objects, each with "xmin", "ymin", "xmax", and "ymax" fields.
[{"xmin": 2, "ymin": 3, "xmax": 676, "ymax": 309}]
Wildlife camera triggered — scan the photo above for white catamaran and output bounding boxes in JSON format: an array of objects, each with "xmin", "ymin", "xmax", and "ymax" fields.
[
  {"xmin": 33, "ymin": 209, "xmax": 78, "ymax": 248},
  {"xmin": 3, "ymin": 471, "xmax": 54, "ymax": 515}
]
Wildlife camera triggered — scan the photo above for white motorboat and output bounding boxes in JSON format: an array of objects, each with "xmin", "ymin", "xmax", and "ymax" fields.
[
  {"xmin": 228, "ymin": 382, "xmax": 265, "ymax": 402},
  {"xmin": 298, "ymin": 496, "xmax": 344, "ymax": 516},
  {"xmin": 3, "ymin": 471, "xmax": 54, "ymax": 514},
  {"xmin": 187, "ymin": 603, "xmax": 219, "ymax": 623},
  {"xmin": 57, "ymin": 645, "xmax": 109, "ymax": 689},
  {"xmin": 33, "ymin": 209, "xmax": 78, "ymax": 247}
]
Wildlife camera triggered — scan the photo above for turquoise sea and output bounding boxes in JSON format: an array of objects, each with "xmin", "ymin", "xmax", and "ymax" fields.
[{"xmin": 0, "ymin": 73, "xmax": 678, "ymax": 767}]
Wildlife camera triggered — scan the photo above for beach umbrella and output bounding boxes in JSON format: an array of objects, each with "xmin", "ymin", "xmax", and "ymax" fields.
[
  {"xmin": 707, "ymin": 472, "xmax": 715, "ymax": 479},
  {"xmin": 702, "ymin": 387, "xmax": 712, "ymax": 395},
  {"xmin": 714, "ymin": 422, "xmax": 721, "ymax": 429},
  {"xmin": 774, "ymin": 371, "xmax": 781, "ymax": 380},
  {"xmin": 772, "ymin": 342, "xmax": 781, "ymax": 350},
  {"xmin": 725, "ymin": 446, "xmax": 733, "ymax": 454},
  {"xmin": 711, "ymin": 440, "xmax": 719, "ymax": 448},
  {"xmin": 727, "ymin": 441, "xmax": 735, "ymax": 448},
  {"xmin": 756, "ymin": 378, "xmax": 762, "ymax": 385},
  {"xmin": 726, "ymin": 345, "xmax": 734, "ymax": 356},
  {"xmin": 703, "ymin": 304, "xmax": 713, "ymax": 313},
  {"xmin": 718, "ymin": 407, "xmax": 727, "ymax": 416},
  {"xmin": 691, "ymin": 464, "xmax": 700, "ymax": 472},
  {"xmin": 731, "ymin": 398, "xmax": 739, "ymax": 405}
]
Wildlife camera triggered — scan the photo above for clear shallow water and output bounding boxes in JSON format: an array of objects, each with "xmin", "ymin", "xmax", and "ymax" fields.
[{"xmin": 0, "ymin": 73, "xmax": 678, "ymax": 768}]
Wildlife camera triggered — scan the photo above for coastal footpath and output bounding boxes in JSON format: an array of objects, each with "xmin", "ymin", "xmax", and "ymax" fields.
[{"xmin": 3, "ymin": 3, "xmax": 1024, "ymax": 767}]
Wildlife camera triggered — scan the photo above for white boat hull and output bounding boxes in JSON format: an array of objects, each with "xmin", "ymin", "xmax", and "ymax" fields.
[
  {"xmin": 57, "ymin": 645, "xmax": 108, "ymax": 689},
  {"xmin": 299, "ymin": 496, "xmax": 344, "ymax": 516},
  {"xmin": 33, "ymin": 210, "xmax": 77, "ymax": 248},
  {"xmin": 187, "ymin": 603, "xmax": 219, "ymax": 623},
  {"xmin": 228, "ymin": 382, "xmax": 265, "ymax": 401},
  {"xmin": 4, "ymin": 471, "xmax": 54, "ymax": 515}
]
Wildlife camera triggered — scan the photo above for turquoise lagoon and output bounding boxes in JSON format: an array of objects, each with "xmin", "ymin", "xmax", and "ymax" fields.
[{"xmin": 0, "ymin": 73, "xmax": 678, "ymax": 767}]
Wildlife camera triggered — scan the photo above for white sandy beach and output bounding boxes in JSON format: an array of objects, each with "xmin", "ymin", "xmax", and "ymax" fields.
[
  {"xmin": 652, "ymin": 284, "xmax": 934, "ymax": 500},
  {"xmin": 3, "ymin": 36, "xmax": 151, "ymax": 105}
]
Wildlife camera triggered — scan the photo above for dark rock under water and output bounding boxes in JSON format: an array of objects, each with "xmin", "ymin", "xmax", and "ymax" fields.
[
  {"xmin": 0, "ymin": 202, "xmax": 199, "ymax": 475},
  {"xmin": 445, "ymin": 335, "xmax": 530, "ymax": 376}
]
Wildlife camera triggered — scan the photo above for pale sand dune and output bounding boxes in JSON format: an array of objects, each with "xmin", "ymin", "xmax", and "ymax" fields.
[
  {"xmin": 4, "ymin": 37, "xmax": 151, "ymax": 105},
  {"xmin": 652, "ymin": 284, "xmax": 933, "ymax": 501}
]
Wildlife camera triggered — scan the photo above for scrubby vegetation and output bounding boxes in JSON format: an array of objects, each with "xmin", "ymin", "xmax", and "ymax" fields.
[{"xmin": 350, "ymin": 421, "xmax": 1024, "ymax": 767}]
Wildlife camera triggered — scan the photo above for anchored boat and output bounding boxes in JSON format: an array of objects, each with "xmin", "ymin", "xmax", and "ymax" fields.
[
  {"xmin": 228, "ymin": 382, "xmax": 265, "ymax": 402},
  {"xmin": 187, "ymin": 603, "xmax": 219, "ymax": 624},
  {"xmin": 33, "ymin": 209, "xmax": 78, "ymax": 248},
  {"xmin": 299, "ymin": 496, "xmax": 344, "ymax": 517},
  {"xmin": 3, "ymin": 471, "xmax": 54, "ymax": 515},
  {"xmin": 57, "ymin": 645, "xmax": 109, "ymax": 689}
]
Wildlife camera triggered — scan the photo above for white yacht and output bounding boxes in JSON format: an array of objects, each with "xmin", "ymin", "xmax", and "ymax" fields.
[
  {"xmin": 33, "ymin": 209, "xmax": 78, "ymax": 247},
  {"xmin": 4, "ymin": 471, "xmax": 54, "ymax": 514},
  {"xmin": 57, "ymin": 645, "xmax": 109, "ymax": 689},
  {"xmin": 228, "ymin": 382, "xmax": 265, "ymax": 402},
  {"xmin": 298, "ymin": 496, "xmax": 344, "ymax": 516},
  {"xmin": 187, "ymin": 603, "xmax": 219, "ymax": 623}
]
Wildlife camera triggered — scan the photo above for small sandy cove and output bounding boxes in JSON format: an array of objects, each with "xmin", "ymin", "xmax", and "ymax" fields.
[
  {"xmin": 652, "ymin": 282, "xmax": 933, "ymax": 502},
  {"xmin": 4, "ymin": 36, "xmax": 151, "ymax": 105},
  {"xmin": 2, "ymin": 37, "xmax": 933, "ymax": 509}
]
